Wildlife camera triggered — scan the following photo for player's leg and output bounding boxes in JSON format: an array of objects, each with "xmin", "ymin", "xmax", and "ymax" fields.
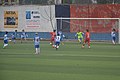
[
  {"xmin": 37, "ymin": 45, "xmax": 40, "ymax": 54},
  {"xmin": 21, "ymin": 37, "xmax": 23, "ymax": 43},
  {"xmin": 88, "ymin": 38, "xmax": 90, "ymax": 48},
  {"xmin": 50, "ymin": 38, "xmax": 53, "ymax": 45},
  {"xmin": 52, "ymin": 38, "xmax": 55, "ymax": 48},
  {"xmin": 82, "ymin": 39, "xmax": 86, "ymax": 48},
  {"xmin": 78, "ymin": 36, "xmax": 81, "ymax": 43},
  {"xmin": 24, "ymin": 36, "xmax": 27, "ymax": 41},
  {"xmin": 56, "ymin": 42, "xmax": 60, "ymax": 50},
  {"xmin": 81, "ymin": 37, "xmax": 84, "ymax": 44},
  {"xmin": 60, "ymin": 38, "xmax": 64, "ymax": 45},
  {"xmin": 35, "ymin": 45, "xmax": 39, "ymax": 54},
  {"xmin": 57, "ymin": 42, "xmax": 60, "ymax": 48},
  {"xmin": 12, "ymin": 38, "xmax": 16, "ymax": 44},
  {"xmin": 3, "ymin": 44, "xmax": 8, "ymax": 48},
  {"xmin": 3, "ymin": 40, "xmax": 8, "ymax": 48},
  {"xmin": 112, "ymin": 37, "xmax": 116, "ymax": 44},
  {"xmin": 80, "ymin": 37, "xmax": 83, "ymax": 44},
  {"xmin": 38, "ymin": 48, "xmax": 40, "ymax": 54},
  {"xmin": 35, "ymin": 48, "xmax": 38, "ymax": 54}
]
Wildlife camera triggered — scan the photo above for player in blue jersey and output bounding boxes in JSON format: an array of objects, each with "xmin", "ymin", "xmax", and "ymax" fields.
[
  {"xmin": 34, "ymin": 32, "xmax": 40, "ymax": 54},
  {"xmin": 55, "ymin": 33, "xmax": 61, "ymax": 50},
  {"xmin": 11, "ymin": 33, "xmax": 16, "ymax": 44},
  {"xmin": 58, "ymin": 31, "xmax": 65, "ymax": 45},
  {"xmin": 3, "ymin": 31, "xmax": 9, "ymax": 48},
  {"xmin": 11, "ymin": 30, "xmax": 18, "ymax": 44},
  {"xmin": 111, "ymin": 28, "xmax": 116, "ymax": 44},
  {"xmin": 21, "ymin": 29, "xmax": 28, "ymax": 43}
]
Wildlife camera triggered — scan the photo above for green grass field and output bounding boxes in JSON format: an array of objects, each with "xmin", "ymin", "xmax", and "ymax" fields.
[{"xmin": 0, "ymin": 40, "xmax": 120, "ymax": 80}]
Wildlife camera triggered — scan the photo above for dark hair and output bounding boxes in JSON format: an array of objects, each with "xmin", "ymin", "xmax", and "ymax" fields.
[
  {"xmin": 113, "ymin": 28, "xmax": 116, "ymax": 31},
  {"xmin": 53, "ymin": 30, "xmax": 56, "ymax": 32},
  {"xmin": 35, "ymin": 32, "xmax": 38, "ymax": 35},
  {"xmin": 86, "ymin": 29, "xmax": 89, "ymax": 32},
  {"xmin": 15, "ymin": 30, "xmax": 17, "ymax": 32},
  {"xmin": 57, "ymin": 33, "xmax": 60, "ymax": 36},
  {"xmin": 5, "ymin": 31, "xmax": 8, "ymax": 34}
]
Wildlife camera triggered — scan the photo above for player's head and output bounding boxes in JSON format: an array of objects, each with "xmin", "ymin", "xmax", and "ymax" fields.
[
  {"xmin": 22, "ymin": 29, "xmax": 24, "ymax": 32},
  {"xmin": 5, "ymin": 31, "xmax": 8, "ymax": 34},
  {"xmin": 57, "ymin": 33, "xmax": 60, "ymax": 36},
  {"xmin": 53, "ymin": 30, "xmax": 56, "ymax": 32},
  {"xmin": 15, "ymin": 30, "xmax": 17, "ymax": 32},
  {"xmin": 35, "ymin": 32, "xmax": 38, "ymax": 35},
  {"xmin": 86, "ymin": 29, "xmax": 89, "ymax": 32},
  {"xmin": 79, "ymin": 29, "xmax": 82, "ymax": 32},
  {"xmin": 112, "ymin": 28, "xmax": 116, "ymax": 31}
]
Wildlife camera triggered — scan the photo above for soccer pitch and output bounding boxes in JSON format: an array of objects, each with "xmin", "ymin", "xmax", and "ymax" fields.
[{"xmin": 0, "ymin": 40, "xmax": 120, "ymax": 80}]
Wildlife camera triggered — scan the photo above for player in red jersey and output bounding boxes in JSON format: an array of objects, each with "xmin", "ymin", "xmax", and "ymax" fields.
[
  {"xmin": 50, "ymin": 30, "xmax": 56, "ymax": 46},
  {"xmin": 82, "ymin": 29, "xmax": 90, "ymax": 48}
]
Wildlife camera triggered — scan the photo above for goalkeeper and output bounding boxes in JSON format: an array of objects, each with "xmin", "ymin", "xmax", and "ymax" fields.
[{"xmin": 75, "ymin": 30, "xmax": 84, "ymax": 44}]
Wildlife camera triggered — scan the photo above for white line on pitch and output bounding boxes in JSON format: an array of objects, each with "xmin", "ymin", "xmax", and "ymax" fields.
[{"xmin": 44, "ymin": 54, "xmax": 120, "ymax": 58}]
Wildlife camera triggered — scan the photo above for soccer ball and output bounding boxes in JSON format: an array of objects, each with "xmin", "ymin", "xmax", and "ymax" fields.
[
  {"xmin": 52, "ymin": 45, "xmax": 55, "ymax": 48},
  {"xmin": 57, "ymin": 46, "xmax": 59, "ymax": 48}
]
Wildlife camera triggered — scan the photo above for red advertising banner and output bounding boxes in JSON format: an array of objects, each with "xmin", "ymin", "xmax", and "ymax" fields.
[{"xmin": 70, "ymin": 4, "xmax": 120, "ymax": 32}]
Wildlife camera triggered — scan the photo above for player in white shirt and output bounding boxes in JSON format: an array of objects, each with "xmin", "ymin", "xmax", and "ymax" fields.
[
  {"xmin": 55, "ymin": 33, "xmax": 61, "ymax": 50},
  {"xmin": 111, "ymin": 28, "xmax": 116, "ymax": 44},
  {"xmin": 3, "ymin": 31, "xmax": 9, "ymax": 49},
  {"xmin": 34, "ymin": 32, "xmax": 40, "ymax": 54},
  {"xmin": 58, "ymin": 31, "xmax": 65, "ymax": 45},
  {"xmin": 21, "ymin": 29, "xmax": 28, "ymax": 43}
]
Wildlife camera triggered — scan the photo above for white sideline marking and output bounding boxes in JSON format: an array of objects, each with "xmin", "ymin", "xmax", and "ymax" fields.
[{"xmin": 44, "ymin": 54, "xmax": 120, "ymax": 58}]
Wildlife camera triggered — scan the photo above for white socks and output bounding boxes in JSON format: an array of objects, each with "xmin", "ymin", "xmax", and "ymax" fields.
[
  {"xmin": 3, "ymin": 44, "xmax": 8, "ymax": 48},
  {"xmin": 35, "ymin": 48, "xmax": 40, "ymax": 54},
  {"xmin": 112, "ymin": 40, "xmax": 115, "ymax": 44}
]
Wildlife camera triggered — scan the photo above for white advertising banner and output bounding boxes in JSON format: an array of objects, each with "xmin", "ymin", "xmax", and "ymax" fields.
[
  {"xmin": 0, "ymin": 5, "xmax": 56, "ymax": 32},
  {"xmin": 26, "ymin": 10, "xmax": 40, "ymax": 28}
]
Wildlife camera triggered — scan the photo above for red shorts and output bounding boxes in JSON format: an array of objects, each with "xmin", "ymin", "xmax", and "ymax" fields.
[
  {"xmin": 51, "ymin": 37, "xmax": 55, "ymax": 41},
  {"xmin": 84, "ymin": 38, "xmax": 90, "ymax": 43}
]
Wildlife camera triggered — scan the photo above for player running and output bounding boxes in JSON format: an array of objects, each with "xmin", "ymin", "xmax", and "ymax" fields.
[
  {"xmin": 34, "ymin": 32, "xmax": 40, "ymax": 54},
  {"xmin": 11, "ymin": 30, "xmax": 18, "ymax": 44},
  {"xmin": 21, "ymin": 29, "xmax": 28, "ymax": 43},
  {"xmin": 111, "ymin": 28, "xmax": 116, "ymax": 44},
  {"xmin": 75, "ymin": 30, "xmax": 84, "ymax": 44},
  {"xmin": 82, "ymin": 29, "xmax": 90, "ymax": 48},
  {"xmin": 3, "ymin": 31, "xmax": 9, "ymax": 49},
  {"xmin": 55, "ymin": 33, "xmax": 61, "ymax": 50},
  {"xmin": 50, "ymin": 30, "xmax": 56, "ymax": 47},
  {"xmin": 58, "ymin": 31, "xmax": 65, "ymax": 45}
]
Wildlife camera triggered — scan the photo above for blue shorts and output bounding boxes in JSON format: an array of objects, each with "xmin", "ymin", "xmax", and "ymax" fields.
[
  {"xmin": 60, "ymin": 37, "xmax": 63, "ymax": 41},
  {"xmin": 112, "ymin": 37, "xmax": 116, "ymax": 41},
  {"xmin": 35, "ymin": 45, "xmax": 39, "ymax": 48},
  {"xmin": 4, "ymin": 40, "xmax": 8, "ymax": 44},
  {"xmin": 55, "ymin": 42, "xmax": 60, "ymax": 45},
  {"xmin": 12, "ymin": 37, "xmax": 16, "ymax": 40}
]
